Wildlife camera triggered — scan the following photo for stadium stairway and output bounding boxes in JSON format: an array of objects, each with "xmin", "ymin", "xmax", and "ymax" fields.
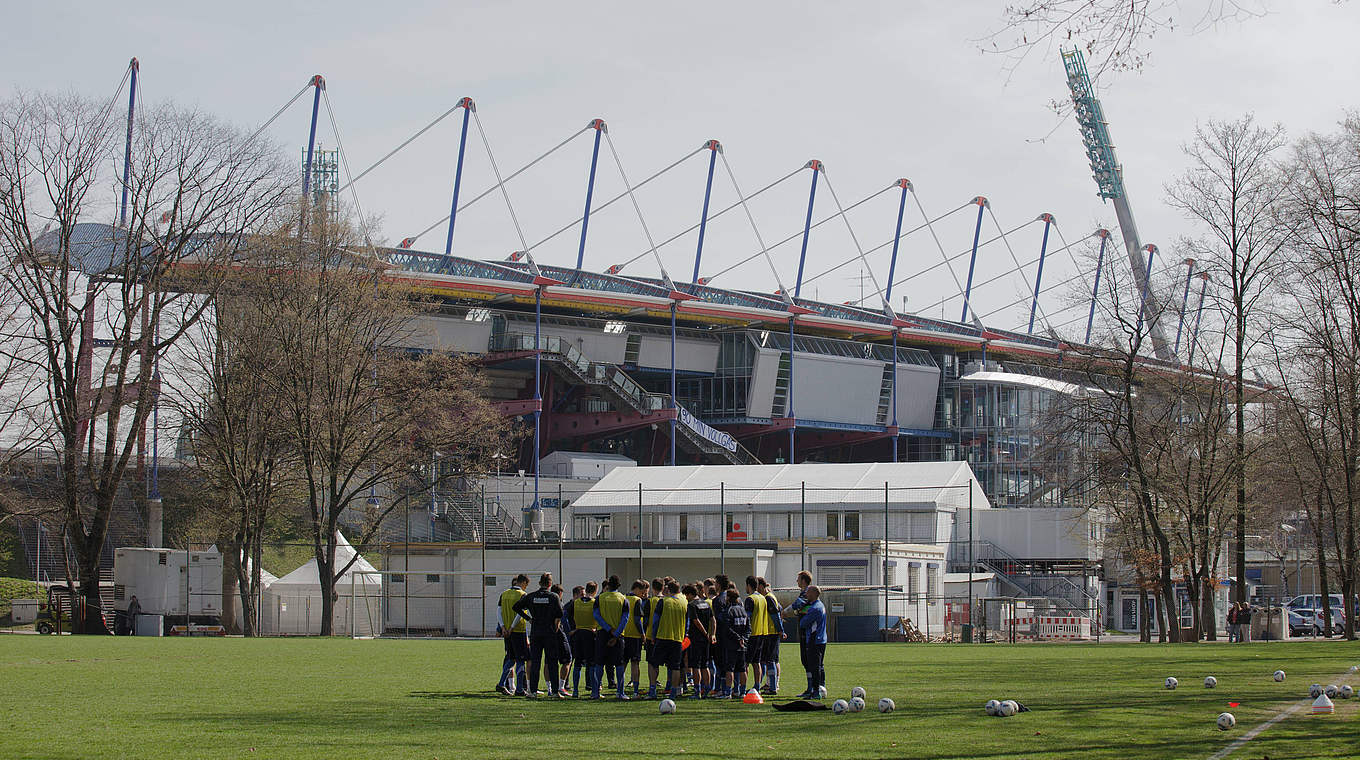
[{"xmin": 499, "ymin": 332, "xmax": 760, "ymax": 466}]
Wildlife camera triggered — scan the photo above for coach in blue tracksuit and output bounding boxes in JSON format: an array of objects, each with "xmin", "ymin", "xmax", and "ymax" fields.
[{"xmin": 797, "ymin": 585, "xmax": 827, "ymax": 699}]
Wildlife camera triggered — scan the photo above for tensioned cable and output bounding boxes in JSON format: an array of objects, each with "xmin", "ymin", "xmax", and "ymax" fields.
[
  {"xmin": 782, "ymin": 185, "xmax": 900, "ymax": 289},
  {"xmin": 916, "ymin": 230, "xmax": 1095, "ymax": 315},
  {"xmin": 893, "ymin": 218, "xmax": 1034, "ymax": 289},
  {"xmin": 715, "ymin": 153, "xmax": 792, "ymax": 299},
  {"xmin": 986, "ymin": 207, "xmax": 1052, "ymax": 333},
  {"xmin": 406, "ymin": 123, "xmax": 589, "ymax": 247},
  {"xmin": 337, "ymin": 102, "xmax": 467, "ymax": 193},
  {"xmin": 601, "ymin": 131, "xmax": 675, "ymax": 287},
  {"xmin": 705, "ymin": 184, "xmax": 894, "ymax": 287},
  {"xmin": 629, "ymin": 166, "xmax": 803, "ymax": 276},
  {"xmin": 470, "ymin": 110, "xmax": 534, "ymax": 268},
  {"xmin": 909, "ymin": 190, "xmax": 983, "ymax": 326},
  {"xmin": 245, "ymin": 82, "xmax": 313, "ymax": 147},
  {"xmin": 526, "ymin": 145, "xmax": 702, "ymax": 263},
  {"xmin": 820, "ymin": 170, "xmax": 890, "ymax": 313},
  {"xmin": 830, "ymin": 203, "xmax": 972, "ymax": 303},
  {"xmin": 321, "ymin": 90, "xmax": 373, "ymax": 249}
]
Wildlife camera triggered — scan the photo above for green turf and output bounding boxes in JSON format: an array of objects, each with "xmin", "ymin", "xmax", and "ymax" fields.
[{"xmin": 0, "ymin": 636, "xmax": 1354, "ymax": 760}]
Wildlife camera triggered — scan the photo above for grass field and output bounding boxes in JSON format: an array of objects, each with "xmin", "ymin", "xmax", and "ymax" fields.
[{"xmin": 0, "ymin": 636, "xmax": 1355, "ymax": 760}]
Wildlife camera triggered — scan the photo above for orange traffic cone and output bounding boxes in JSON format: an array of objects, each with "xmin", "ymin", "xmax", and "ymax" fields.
[{"xmin": 743, "ymin": 689, "xmax": 764, "ymax": 705}]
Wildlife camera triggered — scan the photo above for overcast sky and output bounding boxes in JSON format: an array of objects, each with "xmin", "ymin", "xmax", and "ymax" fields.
[{"xmin": 7, "ymin": 1, "xmax": 1360, "ymax": 333}]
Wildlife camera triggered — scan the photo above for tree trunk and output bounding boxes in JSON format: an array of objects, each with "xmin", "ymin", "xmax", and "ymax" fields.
[
  {"xmin": 220, "ymin": 532, "xmax": 241, "ymax": 636},
  {"xmin": 1137, "ymin": 583, "xmax": 1151, "ymax": 643},
  {"xmin": 1200, "ymin": 578, "xmax": 1217, "ymax": 641}
]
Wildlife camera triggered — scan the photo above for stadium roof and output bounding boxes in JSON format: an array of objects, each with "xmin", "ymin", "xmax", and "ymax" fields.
[{"xmin": 570, "ymin": 461, "xmax": 990, "ymax": 511}]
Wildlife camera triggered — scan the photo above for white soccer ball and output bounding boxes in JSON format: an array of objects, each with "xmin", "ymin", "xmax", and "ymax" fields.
[
  {"xmin": 817, "ymin": 685, "xmax": 827, "ymax": 699},
  {"xmin": 985, "ymin": 699, "xmax": 1001, "ymax": 716},
  {"xmin": 878, "ymin": 697, "xmax": 896, "ymax": 713},
  {"xmin": 1325, "ymin": 684, "xmax": 1339, "ymax": 699},
  {"xmin": 1165, "ymin": 677, "xmax": 1178, "ymax": 690},
  {"xmin": 659, "ymin": 698, "xmax": 676, "ymax": 714},
  {"xmin": 1217, "ymin": 712, "xmax": 1236, "ymax": 731},
  {"xmin": 1309, "ymin": 683, "xmax": 1323, "ymax": 698},
  {"xmin": 1273, "ymin": 670, "xmax": 1286, "ymax": 682},
  {"xmin": 832, "ymin": 699, "xmax": 850, "ymax": 715},
  {"xmin": 849, "ymin": 696, "xmax": 866, "ymax": 712},
  {"xmin": 851, "ymin": 686, "xmax": 867, "ymax": 700},
  {"xmin": 1340, "ymin": 685, "xmax": 1354, "ymax": 699},
  {"xmin": 1204, "ymin": 676, "xmax": 1217, "ymax": 689},
  {"xmin": 999, "ymin": 700, "xmax": 1019, "ymax": 717}
]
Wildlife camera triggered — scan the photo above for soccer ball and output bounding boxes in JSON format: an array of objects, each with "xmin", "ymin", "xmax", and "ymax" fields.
[
  {"xmin": 1204, "ymin": 676, "xmax": 1217, "ymax": 689},
  {"xmin": 1340, "ymin": 685, "xmax": 1354, "ymax": 699},
  {"xmin": 878, "ymin": 697, "xmax": 896, "ymax": 713},
  {"xmin": 985, "ymin": 699, "xmax": 1001, "ymax": 716},
  {"xmin": 659, "ymin": 698, "xmax": 676, "ymax": 715},
  {"xmin": 1217, "ymin": 712, "xmax": 1236, "ymax": 731},
  {"xmin": 1273, "ymin": 670, "xmax": 1286, "ymax": 682},
  {"xmin": 1165, "ymin": 677, "xmax": 1178, "ymax": 690},
  {"xmin": 1309, "ymin": 683, "xmax": 1323, "ymax": 698},
  {"xmin": 999, "ymin": 700, "xmax": 1019, "ymax": 717},
  {"xmin": 851, "ymin": 686, "xmax": 867, "ymax": 700},
  {"xmin": 817, "ymin": 685, "xmax": 827, "ymax": 699},
  {"xmin": 849, "ymin": 697, "xmax": 866, "ymax": 712},
  {"xmin": 1325, "ymin": 684, "xmax": 1339, "ymax": 699},
  {"xmin": 832, "ymin": 699, "xmax": 850, "ymax": 715}
]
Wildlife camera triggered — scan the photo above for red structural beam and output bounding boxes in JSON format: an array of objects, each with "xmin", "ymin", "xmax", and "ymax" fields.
[{"xmin": 548, "ymin": 408, "xmax": 676, "ymax": 440}]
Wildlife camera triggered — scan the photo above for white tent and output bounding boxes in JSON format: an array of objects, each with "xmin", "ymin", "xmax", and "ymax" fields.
[
  {"xmin": 231, "ymin": 558, "xmax": 279, "ymax": 631},
  {"xmin": 261, "ymin": 532, "xmax": 382, "ymax": 636}
]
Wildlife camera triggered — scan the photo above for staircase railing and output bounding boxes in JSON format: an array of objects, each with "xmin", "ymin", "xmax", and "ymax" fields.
[
  {"xmin": 972, "ymin": 540, "xmax": 1100, "ymax": 609},
  {"xmin": 491, "ymin": 333, "xmax": 761, "ymax": 465}
]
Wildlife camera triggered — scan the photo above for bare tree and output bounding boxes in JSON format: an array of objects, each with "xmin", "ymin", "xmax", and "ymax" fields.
[
  {"xmin": 1166, "ymin": 115, "xmax": 1290, "ymax": 606},
  {"xmin": 252, "ymin": 211, "xmax": 516, "ymax": 635},
  {"xmin": 984, "ymin": 1, "xmax": 1269, "ymax": 90},
  {"xmin": 1263, "ymin": 119, "xmax": 1360, "ymax": 638},
  {"xmin": 0, "ymin": 91, "xmax": 289, "ymax": 631}
]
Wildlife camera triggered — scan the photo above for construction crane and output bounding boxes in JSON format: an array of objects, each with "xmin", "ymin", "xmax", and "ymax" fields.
[{"xmin": 1062, "ymin": 48, "xmax": 1175, "ymax": 361}]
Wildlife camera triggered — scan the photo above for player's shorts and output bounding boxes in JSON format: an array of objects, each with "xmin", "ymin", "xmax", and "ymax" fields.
[
  {"xmin": 765, "ymin": 634, "xmax": 780, "ymax": 662},
  {"xmin": 653, "ymin": 639, "xmax": 683, "ymax": 670},
  {"xmin": 687, "ymin": 635, "xmax": 711, "ymax": 666},
  {"xmin": 505, "ymin": 631, "xmax": 529, "ymax": 661},
  {"xmin": 595, "ymin": 632, "xmax": 625, "ymax": 666},
  {"xmin": 558, "ymin": 630, "xmax": 573, "ymax": 662},
  {"xmin": 622, "ymin": 636, "xmax": 643, "ymax": 662},
  {"xmin": 646, "ymin": 639, "xmax": 665, "ymax": 668},
  {"xmin": 712, "ymin": 638, "xmax": 726, "ymax": 671},
  {"xmin": 722, "ymin": 644, "xmax": 746, "ymax": 674},
  {"xmin": 571, "ymin": 630, "xmax": 597, "ymax": 666},
  {"xmin": 746, "ymin": 634, "xmax": 768, "ymax": 664}
]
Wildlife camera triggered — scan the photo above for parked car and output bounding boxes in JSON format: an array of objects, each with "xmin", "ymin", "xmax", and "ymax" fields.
[
  {"xmin": 1285, "ymin": 594, "xmax": 1355, "ymax": 617},
  {"xmin": 1289, "ymin": 607, "xmax": 1346, "ymax": 636}
]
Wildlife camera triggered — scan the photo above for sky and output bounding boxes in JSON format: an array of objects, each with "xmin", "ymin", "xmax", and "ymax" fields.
[{"xmin": 6, "ymin": 1, "xmax": 1360, "ymax": 334}]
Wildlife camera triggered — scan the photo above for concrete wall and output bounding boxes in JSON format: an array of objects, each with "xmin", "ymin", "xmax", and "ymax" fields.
[
  {"xmin": 635, "ymin": 335, "xmax": 720, "ymax": 373},
  {"xmin": 404, "ymin": 315, "xmax": 492, "ymax": 353},
  {"xmin": 894, "ymin": 363, "xmax": 942, "ymax": 430},
  {"xmin": 973, "ymin": 508, "xmax": 1095, "ymax": 560},
  {"xmin": 793, "ymin": 353, "xmax": 883, "ymax": 426},
  {"xmin": 747, "ymin": 347, "xmax": 782, "ymax": 418},
  {"xmin": 537, "ymin": 323, "xmax": 628, "ymax": 364}
]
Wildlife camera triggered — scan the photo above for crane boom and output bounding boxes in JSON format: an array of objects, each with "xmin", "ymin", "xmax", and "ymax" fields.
[{"xmin": 1062, "ymin": 48, "xmax": 1175, "ymax": 361}]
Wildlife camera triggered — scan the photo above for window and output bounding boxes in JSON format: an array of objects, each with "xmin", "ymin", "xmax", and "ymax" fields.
[
  {"xmin": 825, "ymin": 512, "xmax": 838, "ymax": 539},
  {"xmin": 679, "ymin": 513, "xmax": 689, "ymax": 542},
  {"xmin": 907, "ymin": 564, "xmax": 919, "ymax": 603},
  {"xmin": 816, "ymin": 560, "xmax": 868, "ymax": 586},
  {"xmin": 926, "ymin": 564, "xmax": 940, "ymax": 605},
  {"xmin": 425, "ymin": 574, "xmax": 440, "ymax": 584},
  {"xmin": 843, "ymin": 512, "xmax": 860, "ymax": 540},
  {"xmin": 391, "ymin": 574, "xmax": 405, "ymax": 584},
  {"xmin": 884, "ymin": 562, "xmax": 896, "ymax": 587}
]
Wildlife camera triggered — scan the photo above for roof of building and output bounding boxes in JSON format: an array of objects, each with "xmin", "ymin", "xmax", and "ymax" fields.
[
  {"xmin": 957, "ymin": 370, "xmax": 1085, "ymax": 396},
  {"xmin": 570, "ymin": 461, "xmax": 990, "ymax": 511}
]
